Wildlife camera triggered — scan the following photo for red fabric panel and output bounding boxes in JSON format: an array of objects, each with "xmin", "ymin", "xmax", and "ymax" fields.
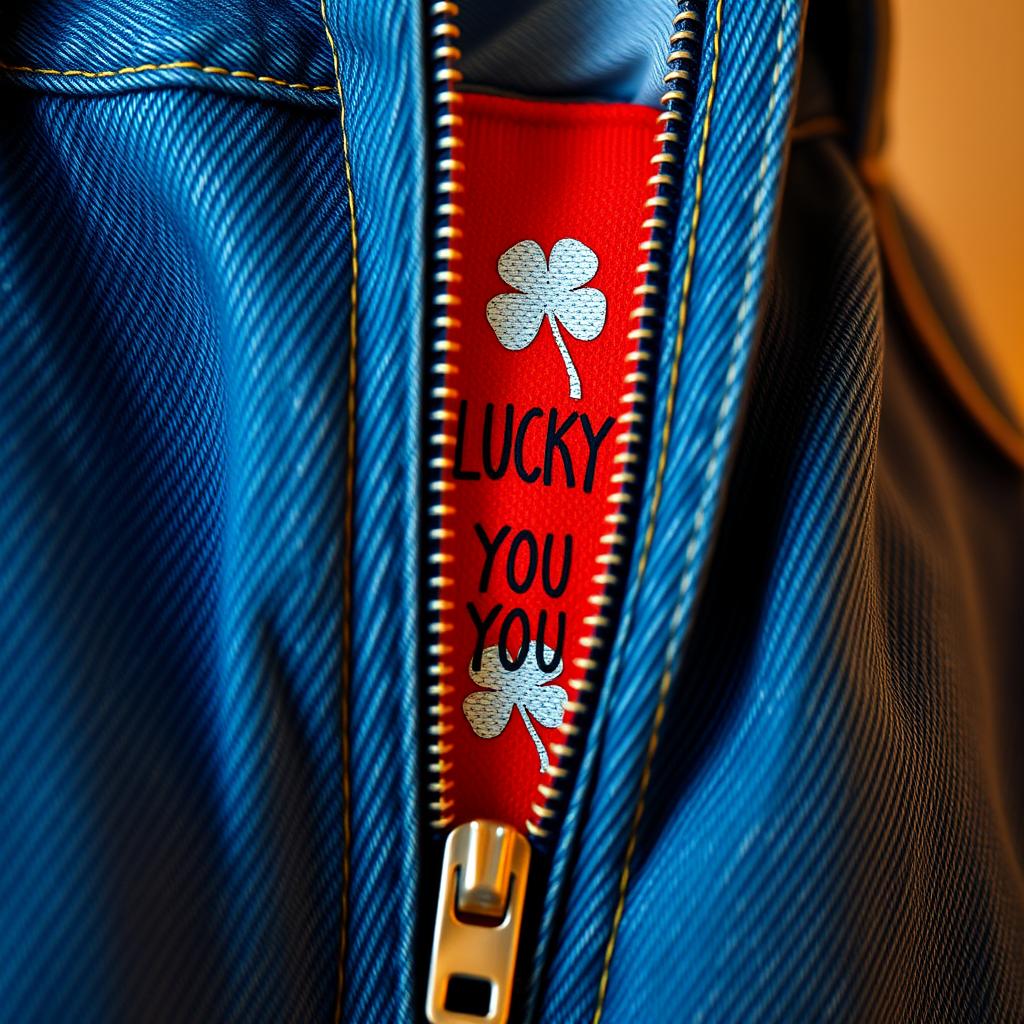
[{"xmin": 438, "ymin": 91, "xmax": 655, "ymax": 831}]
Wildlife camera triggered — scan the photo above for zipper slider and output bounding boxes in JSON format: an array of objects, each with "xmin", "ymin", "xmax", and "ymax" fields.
[{"xmin": 426, "ymin": 820, "xmax": 531, "ymax": 1023}]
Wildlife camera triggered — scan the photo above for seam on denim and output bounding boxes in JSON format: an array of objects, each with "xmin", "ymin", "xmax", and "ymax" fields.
[
  {"xmin": 871, "ymin": 187, "xmax": 1024, "ymax": 471},
  {"xmin": 319, "ymin": 2, "xmax": 359, "ymax": 1020},
  {"xmin": 524, "ymin": 3, "xmax": 707, "ymax": 841},
  {"xmin": 0, "ymin": 59, "xmax": 334, "ymax": 93},
  {"xmin": 632, "ymin": 22, "xmax": 719, "ymax": 594},
  {"xmin": 591, "ymin": 0, "xmax": 790, "ymax": 1018},
  {"xmin": 590, "ymin": 0, "xmax": 721, "ymax": 1009}
]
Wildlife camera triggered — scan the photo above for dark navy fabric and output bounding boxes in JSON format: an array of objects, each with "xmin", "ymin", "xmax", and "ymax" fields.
[
  {"xmin": 2, "ymin": 0, "xmax": 1023, "ymax": 1022},
  {"xmin": 568, "ymin": 136, "xmax": 1024, "ymax": 1023},
  {"xmin": 458, "ymin": 1, "xmax": 670, "ymax": 106}
]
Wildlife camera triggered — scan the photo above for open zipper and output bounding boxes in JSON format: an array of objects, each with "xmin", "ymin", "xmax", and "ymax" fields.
[{"xmin": 422, "ymin": 3, "xmax": 708, "ymax": 1020}]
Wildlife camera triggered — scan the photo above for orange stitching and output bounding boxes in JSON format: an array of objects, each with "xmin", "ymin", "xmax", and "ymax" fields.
[
  {"xmin": 524, "ymin": 8, "xmax": 705, "ymax": 840},
  {"xmin": 0, "ymin": 59, "xmax": 334, "ymax": 93},
  {"xmin": 632, "ymin": 18, "xmax": 718, "ymax": 591},
  {"xmin": 592, "ymin": 0, "xmax": 786, "ymax": 1017},
  {"xmin": 319, "ymin": 1, "xmax": 359, "ymax": 1019},
  {"xmin": 590, "ymin": 0, "xmax": 721, "ymax": 1005}
]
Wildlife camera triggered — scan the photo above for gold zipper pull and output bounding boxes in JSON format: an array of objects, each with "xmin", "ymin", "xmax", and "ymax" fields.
[{"xmin": 426, "ymin": 820, "xmax": 531, "ymax": 1023}]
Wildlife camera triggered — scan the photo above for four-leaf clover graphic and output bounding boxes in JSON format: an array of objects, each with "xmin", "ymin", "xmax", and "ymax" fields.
[
  {"xmin": 485, "ymin": 238, "xmax": 607, "ymax": 400},
  {"xmin": 463, "ymin": 643, "xmax": 568, "ymax": 772}
]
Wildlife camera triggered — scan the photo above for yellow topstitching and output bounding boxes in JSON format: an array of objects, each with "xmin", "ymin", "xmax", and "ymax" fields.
[
  {"xmin": 318, "ymin": 1, "xmax": 359, "ymax": 1020},
  {"xmin": 0, "ymin": 59, "xmax": 333, "ymax": 93}
]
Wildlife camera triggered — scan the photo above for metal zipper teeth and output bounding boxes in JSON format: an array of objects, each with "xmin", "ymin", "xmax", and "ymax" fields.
[
  {"xmin": 526, "ymin": 0, "xmax": 709, "ymax": 839},
  {"xmin": 425, "ymin": 0, "xmax": 463, "ymax": 831},
  {"xmin": 423, "ymin": 0, "xmax": 708, "ymax": 838}
]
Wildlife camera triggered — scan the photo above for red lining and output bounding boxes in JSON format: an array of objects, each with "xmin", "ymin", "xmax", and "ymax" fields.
[{"xmin": 435, "ymin": 91, "xmax": 657, "ymax": 829}]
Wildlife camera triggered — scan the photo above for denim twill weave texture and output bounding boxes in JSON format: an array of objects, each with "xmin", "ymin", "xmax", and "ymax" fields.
[
  {"xmin": 0, "ymin": 86, "xmax": 352, "ymax": 1020},
  {"xmin": 2, "ymin": 0, "xmax": 1024, "ymax": 1022}
]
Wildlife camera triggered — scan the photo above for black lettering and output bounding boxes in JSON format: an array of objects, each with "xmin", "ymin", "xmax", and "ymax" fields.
[
  {"xmin": 498, "ymin": 609, "xmax": 530, "ymax": 670},
  {"xmin": 506, "ymin": 530, "xmax": 538, "ymax": 594},
  {"xmin": 580, "ymin": 414, "xmax": 615, "ymax": 493},
  {"xmin": 544, "ymin": 409, "xmax": 578, "ymax": 488},
  {"xmin": 536, "ymin": 610, "xmax": 565, "ymax": 672},
  {"xmin": 483, "ymin": 403, "xmax": 513, "ymax": 479},
  {"xmin": 453, "ymin": 399, "xmax": 481, "ymax": 480},
  {"xmin": 473, "ymin": 523, "xmax": 510, "ymax": 593},
  {"xmin": 514, "ymin": 407, "xmax": 543, "ymax": 483},
  {"xmin": 541, "ymin": 533, "xmax": 573, "ymax": 598},
  {"xmin": 467, "ymin": 601, "xmax": 502, "ymax": 670}
]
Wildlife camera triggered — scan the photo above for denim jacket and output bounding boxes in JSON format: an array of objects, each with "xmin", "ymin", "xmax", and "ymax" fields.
[{"xmin": 2, "ymin": 0, "xmax": 1022, "ymax": 1021}]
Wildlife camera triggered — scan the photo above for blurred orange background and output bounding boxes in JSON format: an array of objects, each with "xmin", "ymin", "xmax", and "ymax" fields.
[{"xmin": 888, "ymin": 0, "xmax": 1024, "ymax": 419}]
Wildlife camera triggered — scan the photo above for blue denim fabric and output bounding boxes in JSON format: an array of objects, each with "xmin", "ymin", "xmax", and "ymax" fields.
[
  {"xmin": 322, "ymin": 3, "xmax": 425, "ymax": 1021},
  {"xmin": 459, "ymin": 1, "xmax": 670, "ymax": 106},
  {"xmin": 3, "ymin": 0, "xmax": 1024, "ymax": 1022},
  {"xmin": 0, "ymin": 84, "xmax": 350, "ymax": 1019},
  {"xmin": 537, "ymin": 1, "xmax": 806, "ymax": 1018}
]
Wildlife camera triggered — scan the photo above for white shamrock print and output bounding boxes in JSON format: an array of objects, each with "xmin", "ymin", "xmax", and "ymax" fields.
[
  {"xmin": 485, "ymin": 238, "xmax": 607, "ymax": 400},
  {"xmin": 464, "ymin": 643, "xmax": 568, "ymax": 772}
]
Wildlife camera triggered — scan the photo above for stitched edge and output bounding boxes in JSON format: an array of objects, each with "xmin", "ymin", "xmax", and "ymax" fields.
[
  {"xmin": 0, "ymin": 59, "xmax": 334, "ymax": 93},
  {"xmin": 590, "ymin": 0, "xmax": 721, "ymax": 1010},
  {"xmin": 525, "ymin": 3, "xmax": 708, "ymax": 842},
  {"xmin": 591, "ymin": 0, "xmax": 791, "ymax": 1017},
  {"xmin": 631, "ymin": 26, "xmax": 719, "ymax": 589},
  {"xmin": 319, "ymin": 2, "xmax": 359, "ymax": 1020}
]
